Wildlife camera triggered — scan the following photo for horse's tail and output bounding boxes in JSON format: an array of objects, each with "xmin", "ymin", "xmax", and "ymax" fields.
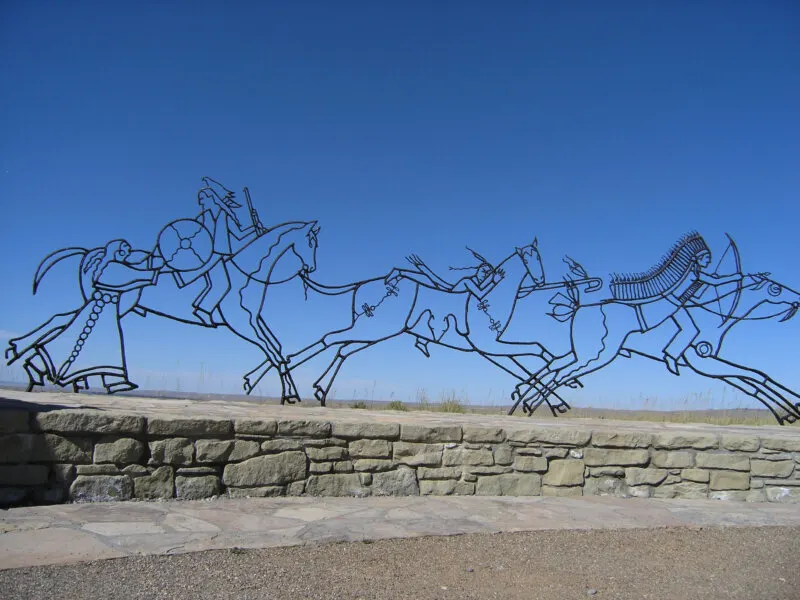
[
  {"xmin": 548, "ymin": 284, "xmax": 580, "ymax": 322},
  {"xmin": 300, "ymin": 275, "xmax": 368, "ymax": 296},
  {"xmin": 33, "ymin": 247, "xmax": 88, "ymax": 295}
]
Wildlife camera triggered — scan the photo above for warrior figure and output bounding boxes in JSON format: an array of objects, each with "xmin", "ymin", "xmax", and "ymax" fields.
[{"xmin": 388, "ymin": 249, "xmax": 505, "ymax": 299}]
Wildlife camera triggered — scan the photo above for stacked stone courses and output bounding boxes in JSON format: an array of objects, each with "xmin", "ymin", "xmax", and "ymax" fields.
[{"xmin": 1, "ymin": 408, "xmax": 799, "ymax": 506}]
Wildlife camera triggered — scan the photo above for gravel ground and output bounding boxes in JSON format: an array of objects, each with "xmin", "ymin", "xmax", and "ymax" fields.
[{"xmin": 2, "ymin": 526, "xmax": 798, "ymax": 600}]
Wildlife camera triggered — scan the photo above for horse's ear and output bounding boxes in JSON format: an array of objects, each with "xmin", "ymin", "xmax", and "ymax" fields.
[{"xmin": 532, "ymin": 237, "xmax": 538, "ymax": 250}]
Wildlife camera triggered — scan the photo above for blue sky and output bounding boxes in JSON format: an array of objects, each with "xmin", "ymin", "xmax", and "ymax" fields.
[{"xmin": 1, "ymin": 1, "xmax": 798, "ymax": 410}]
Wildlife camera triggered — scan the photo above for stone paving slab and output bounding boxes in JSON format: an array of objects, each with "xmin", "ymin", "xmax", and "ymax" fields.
[{"xmin": 2, "ymin": 495, "xmax": 800, "ymax": 570}]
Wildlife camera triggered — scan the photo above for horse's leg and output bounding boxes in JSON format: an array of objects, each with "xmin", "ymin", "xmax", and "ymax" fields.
[
  {"xmin": 510, "ymin": 352, "xmax": 575, "ymax": 413},
  {"xmin": 719, "ymin": 377, "xmax": 796, "ymax": 425},
  {"xmin": 254, "ymin": 315, "xmax": 300, "ymax": 402},
  {"xmin": 310, "ymin": 342, "xmax": 370, "ymax": 406}
]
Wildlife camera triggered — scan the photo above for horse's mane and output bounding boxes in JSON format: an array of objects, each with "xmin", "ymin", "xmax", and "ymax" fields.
[{"xmin": 231, "ymin": 221, "xmax": 312, "ymax": 278}]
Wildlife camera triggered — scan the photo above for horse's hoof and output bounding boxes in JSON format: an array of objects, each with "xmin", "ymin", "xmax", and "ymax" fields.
[
  {"xmin": 313, "ymin": 386, "xmax": 326, "ymax": 404},
  {"xmin": 556, "ymin": 404, "xmax": 569, "ymax": 414}
]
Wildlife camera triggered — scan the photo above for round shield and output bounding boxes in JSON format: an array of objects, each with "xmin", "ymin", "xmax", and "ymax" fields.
[{"xmin": 157, "ymin": 219, "xmax": 213, "ymax": 271}]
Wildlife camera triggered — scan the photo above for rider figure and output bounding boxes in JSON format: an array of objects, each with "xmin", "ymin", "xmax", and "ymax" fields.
[
  {"xmin": 193, "ymin": 177, "xmax": 259, "ymax": 326},
  {"xmin": 388, "ymin": 250, "xmax": 505, "ymax": 299},
  {"xmin": 663, "ymin": 247, "xmax": 742, "ymax": 375}
]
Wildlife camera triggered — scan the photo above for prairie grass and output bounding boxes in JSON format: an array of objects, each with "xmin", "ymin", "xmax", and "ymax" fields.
[{"xmin": 386, "ymin": 400, "xmax": 409, "ymax": 411}]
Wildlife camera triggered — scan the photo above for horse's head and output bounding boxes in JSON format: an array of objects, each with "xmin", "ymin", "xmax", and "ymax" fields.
[
  {"xmin": 515, "ymin": 237, "xmax": 545, "ymax": 286},
  {"xmin": 740, "ymin": 274, "xmax": 800, "ymax": 323},
  {"xmin": 294, "ymin": 221, "xmax": 320, "ymax": 275}
]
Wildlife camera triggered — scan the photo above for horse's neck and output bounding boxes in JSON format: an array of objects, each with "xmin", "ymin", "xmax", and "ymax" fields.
[{"xmin": 483, "ymin": 254, "xmax": 527, "ymax": 305}]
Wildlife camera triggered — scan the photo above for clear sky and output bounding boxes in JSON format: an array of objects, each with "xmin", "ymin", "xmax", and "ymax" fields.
[{"xmin": 1, "ymin": 1, "xmax": 798, "ymax": 410}]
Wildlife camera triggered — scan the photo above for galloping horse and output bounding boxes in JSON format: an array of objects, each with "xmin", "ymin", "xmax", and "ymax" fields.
[
  {"xmin": 285, "ymin": 240, "xmax": 560, "ymax": 405},
  {"xmin": 512, "ymin": 274, "xmax": 800, "ymax": 424},
  {"xmin": 138, "ymin": 221, "xmax": 320, "ymax": 401}
]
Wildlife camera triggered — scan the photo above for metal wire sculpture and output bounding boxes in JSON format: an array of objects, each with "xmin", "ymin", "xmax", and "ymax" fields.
[{"xmin": 6, "ymin": 179, "xmax": 800, "ymax": 425}]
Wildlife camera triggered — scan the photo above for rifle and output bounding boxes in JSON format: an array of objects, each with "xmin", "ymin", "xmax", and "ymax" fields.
[{"xmin": 243, "ymin": 187, "xmax": 266, "ymax": 235}]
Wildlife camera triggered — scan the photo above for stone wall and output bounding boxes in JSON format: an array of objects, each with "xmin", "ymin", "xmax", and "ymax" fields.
[{"xmin": 1, "ymin": 408, "xmax": 799, "ymax": 506}]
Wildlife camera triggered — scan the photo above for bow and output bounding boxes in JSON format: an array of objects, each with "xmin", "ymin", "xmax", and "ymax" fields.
[{"xmin": 714, "ymin": 233, "xmax": 742, "ymax": 324}]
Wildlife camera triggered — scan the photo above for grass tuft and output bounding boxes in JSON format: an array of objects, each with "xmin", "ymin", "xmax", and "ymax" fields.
[{"xmin": 387, "ymin": 400, "xmax": 409, "ymax": 411}]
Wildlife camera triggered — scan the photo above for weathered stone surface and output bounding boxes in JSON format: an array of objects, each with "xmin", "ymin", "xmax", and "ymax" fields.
[
  {"xmin": 492, "ymin": 445, "xmax": 513, "ymax": 465},
  {"xmin": 400, "ymin": 425, "xmax": 461, "ymax": 443},
  {"xmin": 35, "ymin": 411, "xmax": 144, "ymax": 435},
  {"xmin": 331, "ymin": 422, "xmax": 400, "ymax": 440},
  {"xmin": 766, "ymin": 486, "xmax": 800, "ymax": 503},
  {"xmin": 0, "ymin": 464, "xmax": 48, "ymax": 485},
  {"xmin": 305, "ymin": 473, "xmax": 368, "ymax": 497},
  {"xmin": 234, "ymin": 419, "xmax": 277, "ymax": 436},
  {"xmin": 333, "ymin": 461, "xmax": 354, "ymax": 473},
  {"xmin": 588, "ymin": 467, "xmax": 625, "ymax": 477},
  {"xmin": 148, "ymin": 417, "xmax": 232, "ymax": 437},
  {"xmin": 695, "ymin": 453, "xmax": 750, "ymax": 471},
  {"xmin": 442, "ymin": 448, "xmax": 493, "ymax": 467},
  {"xmin": 543, "ymin": 460, "xmax": 585, "ymax": 487},
  {"xmin": 681, "ymin": 468, "xmax": 710, "ymax": 483},
  {"xmin": 77, "ymin": 464, "xmax": 120, "ymax": 475},
  {"xmin": 466, "ymin": 465, "xmax": 513, "ymax": 475},
  {"xmin": 0, "ymin": 433, "xmax": 91, "ymax": 463},
  {"xmin": 310, "ymin": 462, "xmax": 333, "ymax": 474},
  {"xmin": 507, "ymin": 428, "xmax": 591, "ymax": 446},
  {"xmin": 750, "ymin": 459, "xmax": 794, "ymax": 478},
  {"xmin": 0, "ymin": 410, "xmax": 30, "ymax": 434},
  {"xmin": 709, "ymin": 471, "xmax": 749, "ymax": 491},
  {"xmin": 227, "ymin": 486, "xmax": 284, "ymax": 498},
  {"xmin": 569, "ymin": 449, "xmax": 583, "ymax": 459},
  {"xmin": 371, "ymin": 467, "xmax": 419, "ymax": 496},
  {"xmin": 287, "ymin": 481, "xmax": 305, "ymax": 496},
  {"xmin": 276, "ymin": 420, "xmax": 331, "ymax": 438},
  {"xmin": 512, "ymin": 456, "xmax": 548, "ymax": 473},
  {"xmin": 651, "ymin": 451, "xmax": 694, "ymax": 469},
  {"xmin": 34, "ymin": 486, "xmax": 65, "ymax": 504},
  {"xmin": 149, "ymin": 438, "xmax": 193, "ymax": 465},
  {"xmin": 393, "ymin": 442, "xmax": 442, "ymax": 466},
  {"xmin": 177, "ymin": 466, "xmax": 217, "ymax": 475},
  {"xmin": 591, "ymin": 431, "xmax": 652, "ymax": 448},
  {"xmin": 133, "ymin": 466, "xmax": 173, "ymax": 499},
  {"xmin": 761, "ymin": 437, "xmax": 800, "ymax": 452},
  {"xmin": 306, "ymin": 446, "xmax": 347, "ymax": 461},
  {"xmin": 584, "ymin": 477, "xmax": 629, "ymax": 498},
  {"xmin": 710, "ymin": 490, "xmax": 766, "ymax": 503},
  {"xmin": 175, "ymin": 475, "xmax": 220, "ymax": 500},
  {"xmin": 625, "ymin": 467, "xmax": 667, "ymax": 486},
  {"xmin": 196, "ymin": 439, "xmax": 260, "ymax": 463},
  {"xmin": 223, "ymin": 452, "xmax": 306, "ymax": 487},
  {"xmin": 53, "ymin": 463, "xmax": 76, "ymax": 484},
  {"xmin": 348, "ymin": 439, "xmax": 391, "ymax": 458},
  {"xmin": 352, "ymin": 459, "xmax": 394, "ymax": 472},
  {"xmin": 543, "ymin": 485, "xmax": 583, "ymax": 497},
  {"xmin": 760, "ymin": 478, "xmax": 800, "ymax": 487},
  {"xmin": 653, "ymin": 433, "xmax": 718, "ymax": 450},
  {"xmin": 583, "ymin": 449, "xmax": 649, "ymax": 467},
  {"xmin": 419, "ymin": 479, "xmax": 458, "ymax": 495},
  {"xmin": 71, "ymin": 475, "xmax": 132, "ymax": 502},
  {"xmin": 463, "ymin": 426, "xmax": 505, "ymax": 443},
  {"xmin": 358, "ymin": 473, "xmax": 372, "ymax": 486},
  {"xmin": 755, "ymin": 452, "xmax": 793, "ymax": 461},
  {"xmin": 94, "ymin": 438, "xmax": 144, "ymax": 464},
  {"xmin": 653, "ymin": 482, "xmax": 708, "ymax": 500},
  {"xmin": 303, "ymin": 437, "xmax": 347, "ymax": 448},
  {"xmin": 417, "ymin": 466, "xmax": 461, "ymax": 480},
  {"xmin": 476, "ymin": 473, "xmax": 541, "ymax": 496},
  {"xmin": 515, "ymin": 447, "xmax": 543, "ymax": 456},
  {"xmin": 543, "ymin": 447, "xmax": 571, "ymax": 459},
  {"xmin": 261, "ymin": 439, "xmax": 304, "ymax": 453},
  {"xmin": 0, "ymin": 488, "xmax": 28, "ymax": 505},
  {"xmin": 721, "ymin": 435, "xmax": 760, "ymax": 452}
]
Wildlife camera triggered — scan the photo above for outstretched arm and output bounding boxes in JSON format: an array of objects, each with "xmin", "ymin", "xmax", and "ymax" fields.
[{"xmin": 698, "ymin": 271, "xmax": 743, "ymax": 286}]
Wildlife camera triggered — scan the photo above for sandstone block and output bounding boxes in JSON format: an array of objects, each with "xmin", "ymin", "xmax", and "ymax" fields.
[
  {"xmin": 306, "ymin": 446, "xmax": 347, "ymax": 461},
  {"xmin": 515, "ymin": 447, "xmax": 543, "ymax": 456},
  {"xmin": 133, "ymin": 466, "xmax": 174, "ymax": 499},
  {"xmin": 0, "ymin": 464, "xmax": 48, "ymax": 485},
  {"xmin": 584, "ymin": 477, "xmax": 630, "ymax": 498},
  {"xmin": 71, "ymin": 475, "xmax": 132, "ymax": 502},
  {"xmin": 543, "ymin": 460, "xmax": 585, "ymax": 486},
  {"xmin": 149, "ymin": 438, "xmax": 193, "ymax": 465},
  {"xmin": 463, "ymin": 426, "xmax": 505, "ymax": 443},
  {"xmin": 761, "ymin": 437, "xmax": 800, "ymax": 452},
  {"xmin": 588, "ymin": 467, "xmax": 625, "ymax": 477},
  {"xmin": 353, "ymin": 459, "xmax": 394, "ymax": 472},
  {"xmin": 651, "ymin": 451, "xmax": 694, "ymax": 469},
  {"xmin": 304, "ymin": 437, "xmax": 347, "ymax": 448},
  {"xmin": 94, "ymin": 438, "xmax": 144, "ymax": 464},
  {"xmin": 681, "ymin": 468, "xmax": 710, "ymax": 483},
  {"xmin": 393, "ymin": 442, "xmax": 442, "ymax": 466},
  {"xmin": 147, "ymin": 417, "xmax": 231, "ymax": 437},
  {"xmin": 196, "ymin": 439, "xmax": 260, "ymax": 463},
  {"xmin": 287, "ymin": 481, "xmax": 305, "ymax": 496},
  {"xmin": 476, "ymin": 473, "xmax": 541, "ymax": 496},
  {"xmin": 493, "ymin": 445, "xmax": 514, "ymax": 465},
  {"xmin": 465, "ymin": 465, "xmax": 513, "ymax": 475},
  {"xmin": 709, "ymin": 471, "xmax": 749, "ymax": 491},
  {"xmin": 305, "ymin": 473, "xmax": 368, "ymax": 497},
  {"xmin": 721, "ymin": 435, "xmax": 760, "ymax": 452},
  {"xmin": 348, "ymin": 439, "xmax": 391, "ymax": 458},
  {"xmin": 0, "ymin": 488, "xmax": 27, "ymax": 505},
  {"xmin": 653, "ymin": 482, "xmax": 708, "ymax": 500},
  {"xmin": 309, "ymin": 462, "xmax": 333, "ymax": 474},
  {"xmin": 543, "ymin": 485, "xmax": 582, "ymax": 497},
  {"xmin": 276, "ymin": 420, "xmax": 331, "ymax": 438},
  {"xmin": 358, "ymin": 473, "xmax": 372, "ymax": 486},
  {"xmin": 261, "ymin": 439, "xmax": 304, "ymax": 453},
  {"xmin": 709, "ymin": 490, "xmax": 763, "ymax": 502},
  {"xmin": 591, "ymin": 431, "xmax": 652, "ymax": 448},
  {"xmin": 77, "ymin": 464, "xmax": 120, "ymax": 475},
  {"xmin": 223, "ymin": 452, "xmax": 306, "ymax": 487},
  {"xmin": 695, "ymin": 453, "xmax": 750, "ymax": 471},
  {"xmin": 512, "ymin": 456, "xmax": 548, "ymax": 473},
  {"xmin": 234, "ymin": 419, "xmax": 277, "ymax": 436},
  {"xmin": 543, "ymin": 448, "xmax": 570, "ymax": 459},
  {"xmin": 417, "ymin": 467, "xmax": 461, "ymax": 480},
  {"xmin": 35, "ymin": 411, "xmax": 144, "ymax": 435},
  {"xmin": 766, "ymin": 486, "xmax": 800, "ymax": 503},
  {"xmin": 333, "ymin": 461, "xmax": 354, "ymax": 473},
  {"xmin": 442, "ymin": 448, "xmax": 493, "ymax": 467},
  {"xmin": 0, "ymin": 410, "xmax": 30, "ymax": 434},
  {"xmin": 177, "ymin": 466, "xmax": 217, "ymax": 475},
  {"xmin": 227, "ymin": 486, "xmax": 284, "ymax": 498},
  {"xmin": 331, "ymin": 422, "xmax": 400, "ymax": 440},
  {"xmin": 175, "ymin": 475, "xmax": 220, "ymax": 500},
  {"xmin": 583, "ymin": 448, "xmax": 649, "ymax": 467},
  {"xmin": 653, "ymin": 433, "xmax": 718, "ymax": 450},
  {"xmin": 0, "ymin": 433, "xmax": 91, "ymax": 463},
  {"xmin": 400, "ymin": 425, "xmax": 461, "ymax": 443},
  {"xmin": 507, "ymin": 427, "xmax": 591, "ymax": 446},
  {"xmin": 371, "ymin": 467, "xmax": 419, "ymax": 496},
  {"xmin": 419, "ymin": 479, "xmax": 459, "ymax": 495},
  {"xmin": 53, "ymin": 463, "xmax": 77, "ymax": 484},
  {"xmin": 750, "ymin": 459, "xmax": 794, "ymax": 478},
  {"xmin": 625, "ymin": 467, "xmax": 667, "ymax": 486}
]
